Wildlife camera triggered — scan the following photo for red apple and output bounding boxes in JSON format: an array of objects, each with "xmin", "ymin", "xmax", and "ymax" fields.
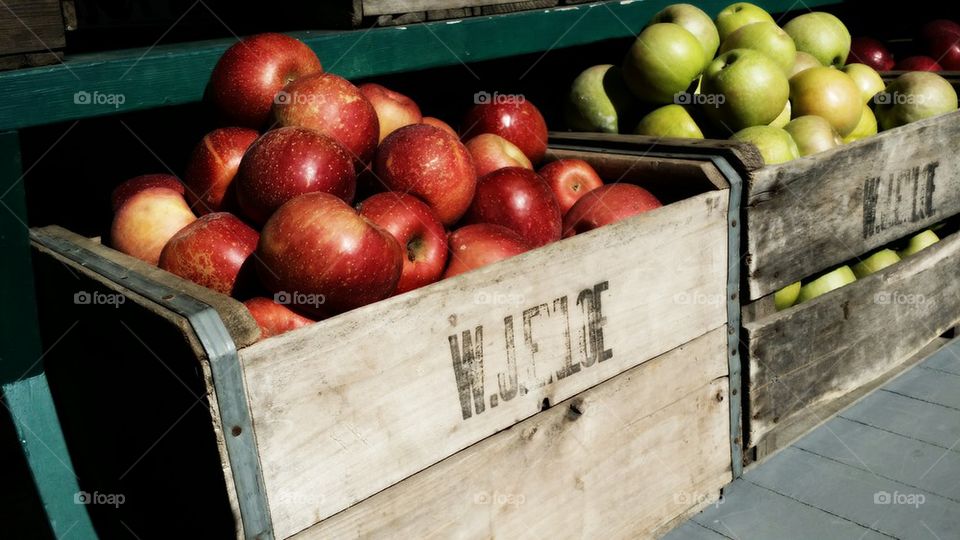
[
  {"xmin": 207, "ymin": 33, "xmax": 322, "ymax": 128},
  {"xmin": 894, "ymin": 56, "xmax": 942, "ymax": 71},
  {"xmin": 158, "ymin": 212, "xmax": 259, "ymax": 296},
  {"xmin": 465, "ymin": 167, "xmax": 561, "ymax": 248},
  {"xmin": 562, "ymin": 184, "xmax": 662, "ymax": 237},
  {"xmin": 271, "ymin": 72, "xmax": 379, "ymax": 164},
  {"xmin": 111, "ymin": 174, "xmax": 184, "ymax": 212},
  {"xmin": 243, "ymin": 297, "xmax": 316, "ymax": 340},
  {"xmin": 444, "ymin": 224, "xmax": 530, "ymax": 279},
  {"xmin": 464, "ymin": 133, "xmax": 533, "ymax": 177},
  {"xmin": 538, "ymin": 159, "xmax": 604, "ymax": 215},
  {"xmin": 236, "ymin": 127, "xmax": 355, "ymax": 225},
  {"xmin": 462, "ymin": 98, "xmax": 549, "ymax": 164},
  {"xmin": 358, "ymin": 192, "xmax": 448, "ymax": 294},
  {"xmin": 920, "ymin": 21, "xmax": 960, "ymax": 70},
  {"xmin": 110, "ymin": 187, "xmax": 197, "ymax": 265},
  {"xmin": 256, "ymin": 192, "xmax": 402, "ymax": 315},
  {"xmin": 422, "ymin": 116, "xmax": 457, "ymax": 136},
  {"xmin": 184, "ymin": 127, "xmax": 259, "ymax": 215},
  {"xmin": 374, "ymin": 124, "xmax": 476, "ymax": 225},
  {"xmin": 847, "ymin": 37, "xmax": 895, "ymax": 71},
  {"xmin": 358, "ymin": 83, "xmax": 422, "ymax": 143}
]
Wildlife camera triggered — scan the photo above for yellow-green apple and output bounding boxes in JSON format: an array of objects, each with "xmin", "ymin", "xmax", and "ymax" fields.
[
  {"xmin": 564, "ymin": 64, "xmax": 636, "ymax": 133},
  {"xmin": 358, "ymin": 192, "xmax": 448, "ymax": 295},
  {"xmin": 443, "ymin": 224, "xmax": 530, "ymax": 279},
  {"xmin": 784, "ymin": 12, "xmax": 850, "ymax": 68},
  {"xmin": 874, "ymin": 72, "xmax": 958, "ymax": 130},
  {"xmin": 920, "ymin": 20, "xmax": 960, "ymax": 70},
  {"xmin": 243, "ymin": 297, "xmax": 316, "ymax": 340},
  {"xmin": 271, "ymin": 72, "xmax": 379, "ymax": 164},
  {"xmin": 894, "ymin": 56, "xmax": 943, "ymax": 71},
  {"xmin": 111, "ymin": 174, "xmax": 185, "ymax": 212},
  {"xmin": 789, "ymin": 51, "xmax": 821, "ymax": 77},
  {"xmin": 774, "ymin": 281, "xmax": 801, "ymax": 310},
  {"xmin": 702, "ymin": 48, "xmax": 789, "ymax": 130},
  {"xmin": 634, "ymin": 104, "xmax": 704, "ymax": 138},
  {"xmin": 375, "ymin": 124, "xmax": 477, "ymax": 225},
  {"xmin": 158, "ymin": 212, "xmax": 259, "ymax": 296},
  {"xmin": 465, "ymin": 167, "xmax": 561, "ymax": 248},
  {"xmin": 207, "ymin": 33, "xmax": 322, "ymax": 128},
  {"xmin": 797, "ymin": 265, "xmax": 856, "ymax": 303},
  {"xmin": 621, "ymin": 23, "xmax": 705, "ymax": 104},
  {"xmin": 848, "ymin": 37, "xmax": 894, "ymax": 71},
  {"xmin": 842, "ymin": 104, "xmax": 878, "ymax": 143},
  {"xmin": 715, "ymin": 2, "xmax": 774, "ymax": 42},
  {"xmin": 731, "ymin": 125, "xmax": 799, "ymax": 164},
  {"xmin": 842, "ymin": 63, "xmax": 885, "ymax": 103},
  {"xmin": 256, "ymin": 192, "xmax": 402, "ymax": 315},
  {"xmin": 651, "ymin": 3, "xmax": 720, "ymax": 68},
  {"xmin": 769, "ymin": 100, "xmax": 791, "ymax": 128},
  {"xmin": 464, "ymin": 133, "xmax": 532, "ymax": 177},
  {"xmin": 358, "ymin": 83, "xmax": 422, "ymax": 143},
  {"xmin": 784, "ymin": 116, "xmax": 842, "ymax": 156},
  {"xmin": 184, "ymin": 127, "xmax": 259, "ymax": 215},
  {"xmin": 236, "ymin": 127, "xmax": 356, "ymax": 225},
  {"xmin": 421, "ymin": 116, "xmax": 457, "ymax": 136},
  {"xmin": 790, "ymin": 67, "xmax": 863, "ymax": 136},
  {"xmin": 720, "ymin": 22, "xmax": 796, "ymax": 75},
  {"xmin": 110, "ymin": 183, "xmax": 197, "ymax": 265},
  {"xmin": 538, "ymin": 159, "xmax": 604, "ymax": 214},
  {"xmin": 899, "ymin": 229, "xmax": 940, "ymax": 257},
  {"xmin": 462, "ymin": 99, "xmax": 549, "ymax": 164},
  {"xmin": 562, "ymin": 184, "xmax": 661, "ymax": 237},
  {"xmin": 852, "ymin": 248, "xmax": 900, "ymax": 278}
]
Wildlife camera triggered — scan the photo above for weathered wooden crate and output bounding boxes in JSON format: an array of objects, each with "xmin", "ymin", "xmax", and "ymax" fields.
[
  {"xmin": 0, "ymin": 0, "xmax": 68, "ymax": 70},
  {"xmin": 30, "ymin": 144, "xmax": 739, "ymax": 539}
]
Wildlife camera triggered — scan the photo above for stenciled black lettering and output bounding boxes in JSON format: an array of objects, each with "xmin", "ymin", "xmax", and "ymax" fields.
[
  {"xmin": 554, "ymin": 296, "xmax": 579, "ymax": 380},
  {"xmin": 449, "ymin": 327, "xmax": 485, "ymax": 420},
  {"xmin": 577, "ymin": 288, "xmax": 596, "ymax": 367},
  {"xmin": 498, "ymin": 315, "xmax": 519, "ymax": 402},
  {"xmin": 589, "ymin": 281, "xmax": 614, "ymax": 363},
  {"xmin": 862, "ymin": 176, "xmax": 880, "ymax": 238}
]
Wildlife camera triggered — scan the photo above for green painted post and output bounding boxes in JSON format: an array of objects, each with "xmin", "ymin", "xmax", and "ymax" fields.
[{"xmin": 0, "ymin": 130, "xmax": 98, "ymax": 538}]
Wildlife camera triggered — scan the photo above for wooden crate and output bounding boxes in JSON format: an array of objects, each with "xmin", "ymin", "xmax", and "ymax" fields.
[
  {"xmin": 30, "ymin": 145, "xmax": 738, "ymax": 539},
  {"xmin": 0, "ymin": 0, "xmax": 67, "ymax": 70}
]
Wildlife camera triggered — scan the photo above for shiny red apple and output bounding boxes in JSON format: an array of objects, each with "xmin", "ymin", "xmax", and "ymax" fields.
[
  {"xmin": 464, "ymin": 133, "xmax": 533, "ymax": 177},
  {"xmin": 207, "ymin": 33, "xmax": 322, "ymax": 128},
  {"xmin": 256, "ymin": 192, "xmax": 402, "ymax": 315},
  {"xmin": 359, "ymin": 83, "xmax": 422, "ymax": 143},
  {"xmin": 422, "ymin": 116, "xmax": 457, "ymax": 135},
  {"xmin": 374, "ymin": 124, "xmax": 476, "ymax": 225},
  {"xmin": 111, "ymin": 174, "xmax": 185, "ymax": 212},
  {"xmin": 236, "ymin": 127, "xmax": 355, "ymax": 225},
  {"xmin": 158, "ymin": 212, "xmax": 259, "ymax": 296},
  {"xmin": 358, "ymin": 192, "xmax": 448, "ymax": 294},
  {"xmin": 847, "ymin": 37, "xmax": 895, "ymax": 71},
  {"xmin": 271, "ymin": 72, "xmax": 379, "ymax": 164},
  {"xmin": 243, "ymin": 297, "xmax": 316, "ymax": 340},
  {"xmin": 462, "ymin": 99, "xmax": 549, "ymax": 164},
  {"xmin": 465, "ymin": 167, "xmax": 561, "ymax": 248},
  {"xmin": 894, "ymin": 56, "xmax": 942, "ymax": 71},
  {"xmin": 538, "ymin": 159, "xmax": 604, "ymax": 215},
  {"xmin": 920, "ymin": 20, "xmax": 960, "ymax": 70},
  {"xmin": 444, "ymin": 224, "xmax": 531, "ymax": 279},
  {"xmin": 184, "ymin": 127, "xmax": 259, "ymax": 215},
  {"xmin": 110, "ymin": 184, "xmax": 197, "ymax": 265},
  {"xmin": 563, "ymin": 183, "xmax": 662, "ymax": 237}
]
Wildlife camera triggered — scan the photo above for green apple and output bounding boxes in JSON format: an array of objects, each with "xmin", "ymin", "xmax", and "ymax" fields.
[
  {"xmin": 719, "ymin": 22, "xmax": 796, "ymax": 75},
  {"xmin": 715, "ymin": 2, "xmax": 775, "ymax": 42},
  {"xmin": 899, "ymin": 229, "xmax": 940, "ymax": 258},
  {"xmin": 852, "ymin": 249, "xmax": 900, "ymax": 278},
  {"xmin": 789, "ymin": 51, "xmax": 821, "ymax": 78},
  {"xmin": 842, "ymin": 63, "xmax": 885, "ymax": 104},
  {"xmin": 652, "ymin": 3, "xmax": 720, "ymax": 70},
  {"xmin": 564, "ymin": 64, "xmax": 638, "ymax": 133},
  {"xmin": 622, "ymin": 23, "xmax": 706, "ymax": 104},
  {"xmin": 634, "ymin": 104, "xmax": 704, "ymax": 138},
  {"xmin": 775, "ymin": 281, "xmax": 801, "ymax": 311},
  {"xmin": 797, "ymin": 265, "xmax": 857, "ymax": 304},
  {"xmin": 701, "ymin": 48, "xmax": 789, "ymax": 131},
  {"xmin": 784, "ymin": 115, "xmax": 842, "ymax": 156},
  {"xmin": 874, "ymin": 72, "xmax": 959, "ymax": 131},
  {"xmin": 790, "ymin": 67, "xmax": 863, "ymax": 137},
  {"xmin": 731, "ymin": 125, "xmax": 800, "ymax": 165},
  {"xmin": 783, "ymin": 12, "xmax": 850, "ymax": 68},
  {"xmin": 769, "ymin": 100, "xmax": 791, "ymax": 128},
  {"xmin": 842, "ymin": 104, "xmax": 878, "ymax": 143}
]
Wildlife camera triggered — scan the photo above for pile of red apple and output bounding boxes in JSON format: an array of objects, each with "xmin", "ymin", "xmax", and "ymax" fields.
[
  {"xmin": 850, "ymin": 19, "xmax": 960, "ymax": 72},
  {"xmin": 108, "ymin": 33, "xmax": 662, "ymax": 340}
]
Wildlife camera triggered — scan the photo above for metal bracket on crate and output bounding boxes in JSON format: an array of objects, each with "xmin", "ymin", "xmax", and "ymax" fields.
[
  {"xmin": 547, "ymin": 136, "xmax": 745, "ymax": 478},
  {"xmin": 30, "ymin": 230, "xmax": 275, "ymax": 540}
]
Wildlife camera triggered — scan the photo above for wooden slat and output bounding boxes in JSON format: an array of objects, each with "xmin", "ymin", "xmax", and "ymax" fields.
[
  {"xmin": 744, "ymin": 110, "xmax": 960, "ymax": 299},
  {"xmin": 0, "ymin": 0, "xmax": 64, "ymax": 56},
  {"xmin": 293, "ymin": 327, "xmax": 731, "ymax": 539},
  {"xmin": 364, "ymin": 0, "xmax": 526, "ymax": 16},
  {"xmin": 241, "ymin": 188, "xmax": 729, "ymax": 538},
  {"xmin": 840, "ymin": 390, "xmax": 960, "ymax": 450}
]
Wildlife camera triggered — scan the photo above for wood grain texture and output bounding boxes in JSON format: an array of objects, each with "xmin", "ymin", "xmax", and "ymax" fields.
[
  {"xmin": 0, "ymin": 0, "xmax": 64, "ymax": 55},
  {"xmin": 241, "ymin": 189, "xmax": 729, "ymax": 538},
  {"xmin": 292, "ymin": 328, "xmax": 731, "ymax": 540},
  {"xmin": 744, "ymin": 110, "xmax": 960, "ymax": 299},
  {"xmin": 744, "ymin": 231, "xmax": 960, "ymax": 451}
]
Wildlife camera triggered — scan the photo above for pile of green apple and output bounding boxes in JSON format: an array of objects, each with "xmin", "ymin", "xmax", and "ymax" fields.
[{"xmin": 565, "ymin": 2, "xmax": 959, "ymax": 165}]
